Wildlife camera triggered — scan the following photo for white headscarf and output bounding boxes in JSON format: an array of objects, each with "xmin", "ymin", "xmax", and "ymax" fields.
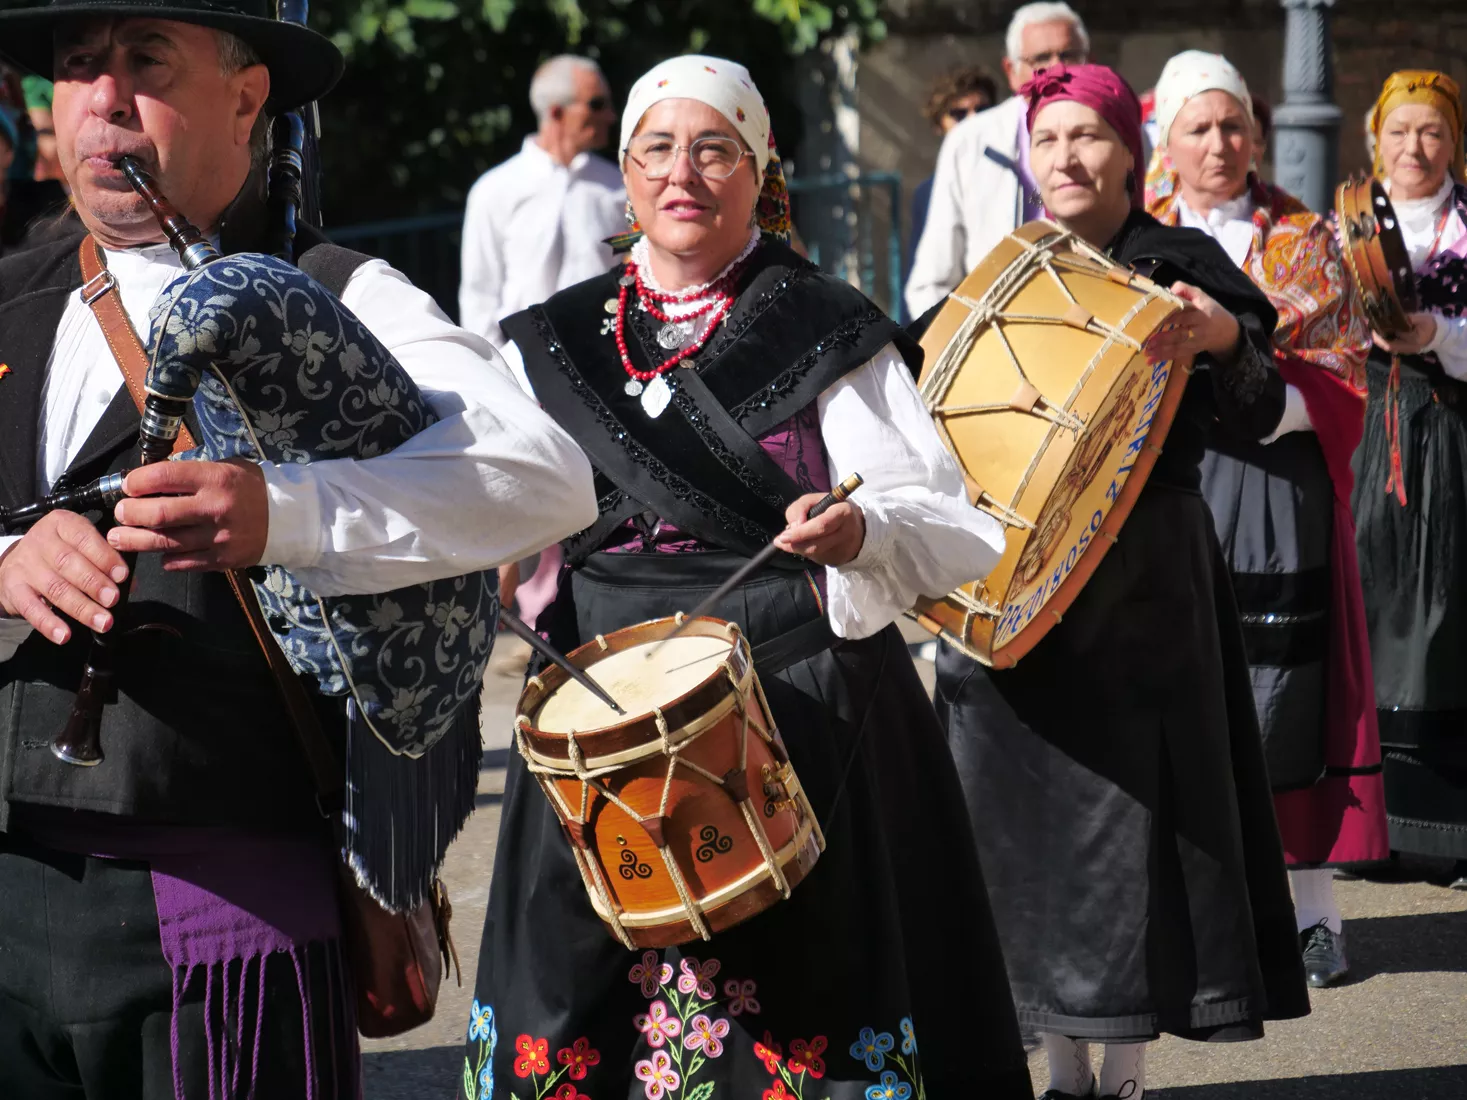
[
  {"xmin": 619, "ymin": 55, "xmax": 771, "ymax": 175},
  {"xmin": 1154, "ymin": 50, "xmax": 1253, "ymax": 148}
]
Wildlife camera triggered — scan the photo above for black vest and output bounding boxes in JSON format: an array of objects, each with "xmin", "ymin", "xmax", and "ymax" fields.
[
  {"xmin": 505, "ymin": 241, "xmax": 920, "ymax": 561},
  {"xmin": 0, "ymin": 232, "xmax": 363, "ymax": 833}
]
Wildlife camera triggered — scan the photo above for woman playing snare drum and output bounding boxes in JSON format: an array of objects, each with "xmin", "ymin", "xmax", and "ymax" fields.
[
  {"xmin": 457, "ymin": 55, "xmax": 1031, "ymax": 1100},
  {"xmin": 921, "ymin": 63, "xmax": 1310, "ymax": 1100},
  {"xmin": 1146, "ymin": 50, "xmax": 1386, "ymax": 990}
]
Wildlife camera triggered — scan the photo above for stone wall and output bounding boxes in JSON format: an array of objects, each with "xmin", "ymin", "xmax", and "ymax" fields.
[{"xmin": 856, "ymin": 0, "xmax": 1467, "ymax": 275}]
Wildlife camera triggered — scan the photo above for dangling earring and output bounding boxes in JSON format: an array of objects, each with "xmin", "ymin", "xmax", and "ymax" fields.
[
  {"xmin": 625, "ymin": 203, "xmax": 637, "ymax": 228},
  {"xmin": 1125, "ymin": 169, "xmax": 1137, "ymax": 198}
]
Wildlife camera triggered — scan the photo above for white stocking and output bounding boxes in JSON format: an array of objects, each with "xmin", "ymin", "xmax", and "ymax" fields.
[
  {"xmin": 1041, "ymin": 1034, "xmax": 1094, "ymax": 1096},
  {"xmin": 1290, "ymin": 866, "xmax": 1344, "ymax": 933},
  {"xmin": 1098, "ymin": 1041, "xmax": 1147, "ymax": 1098}
]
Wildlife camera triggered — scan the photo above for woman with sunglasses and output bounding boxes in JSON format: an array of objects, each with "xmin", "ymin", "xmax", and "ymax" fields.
[{"xmin": 456, "ymin": 55, "xmax": 1030, "ymax": 1100}]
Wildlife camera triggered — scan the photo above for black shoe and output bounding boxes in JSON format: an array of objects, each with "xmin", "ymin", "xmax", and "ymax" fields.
[
  {"xmin": 1038, "ymin": 1084, "xmax": 1099, "ymax": 1100},
  {"xmin": 1300, "ymin": 919, "xmax": 1349, "ymax": 987}
]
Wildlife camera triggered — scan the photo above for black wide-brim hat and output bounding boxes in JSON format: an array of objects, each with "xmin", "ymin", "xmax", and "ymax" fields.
[{"xmin": 0, "ymin": 0, "xmax": 344, "ymax": 109}]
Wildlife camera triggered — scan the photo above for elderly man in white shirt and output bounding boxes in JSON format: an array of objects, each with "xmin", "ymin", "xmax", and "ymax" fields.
[
  {"xmin": 905, "ymin": 1, "xmax": 1089, "ymax": 319},
  {"xmin": 458, "ymin": 54, "xmax": 625, "ymax": 366}
]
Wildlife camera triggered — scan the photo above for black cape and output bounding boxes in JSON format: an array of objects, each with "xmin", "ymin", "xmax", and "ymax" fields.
[
  {"xmin": 462, "ymin": 242, "xmax": 1033, "ymax": 1099},
  {"xmin": 924, "ymin": 211, "xmax": 1311, "ymax": 1041}
]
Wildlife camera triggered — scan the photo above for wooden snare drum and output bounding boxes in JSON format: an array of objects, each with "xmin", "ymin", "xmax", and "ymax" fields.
[
  {"xmin": 514, "ymin": 615, "xmax": 823, "ymax": 950},
  {"xmin": 911, "ymin": 221, "xmax": 1191, "ymax": 668},
  {"xmin": 1336, "ymin": 176, "xmax": 1418, "ymax": 338}
]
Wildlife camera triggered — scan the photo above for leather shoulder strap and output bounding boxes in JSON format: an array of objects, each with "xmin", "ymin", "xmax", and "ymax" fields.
[
  {"xmin": 77, "ymin": 234, "xmax": 344, "ymax": 810},
  {"xmin": 78, "ymin": 236, "xmax": 194, "ymax": 454}
]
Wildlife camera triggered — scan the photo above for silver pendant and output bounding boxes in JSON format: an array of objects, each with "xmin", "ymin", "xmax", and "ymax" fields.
[
  {"xmin": 657, "ymin": 321, "xmax": 692, "ymax": 350},
  {"xmin": 624, "ymin": 378, "xmax": 644, "ymax": 397},
  {"xmin": 641, "ymin": 374, "xmax": 673, "ymax": 418},
  {"xmin": 618, "ymin": 274, "xmax": 635, "ymax": 288}
]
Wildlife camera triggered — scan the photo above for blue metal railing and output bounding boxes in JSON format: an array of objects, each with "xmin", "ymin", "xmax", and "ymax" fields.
[{"xmin": 329, "ymin": 173, "xmax": 905, "ymax": 323}]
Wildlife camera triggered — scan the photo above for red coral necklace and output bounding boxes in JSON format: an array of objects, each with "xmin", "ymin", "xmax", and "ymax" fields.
[{"xmin": 614, "ymin": 257, "xmax": 744, "ymax": 418}]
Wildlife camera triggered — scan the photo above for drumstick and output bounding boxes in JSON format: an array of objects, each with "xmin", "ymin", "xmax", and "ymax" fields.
[
  {"xmin": 645, "ymin": 474, "xmax": 864, "ymax": 660},
  {"xmin": 499, "ymin": 608, "xmax": 627, "ymax": 715}
]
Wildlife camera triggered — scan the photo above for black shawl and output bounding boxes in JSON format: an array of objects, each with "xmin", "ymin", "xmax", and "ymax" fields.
[{"xmin": 505, "ymin": 241, "xmax": 920, "ymax": 561}]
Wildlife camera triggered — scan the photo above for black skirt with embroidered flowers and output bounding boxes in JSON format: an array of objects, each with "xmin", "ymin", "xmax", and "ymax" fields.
[{"xmin": 459, "ymin": 550, "xmax": 1031, "ymax": 1100}]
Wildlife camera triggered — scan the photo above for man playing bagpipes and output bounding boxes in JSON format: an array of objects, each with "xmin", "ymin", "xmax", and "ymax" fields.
[{"xmin": 0, "ymin": 1, "xmax": 597, "ymax": 1096}]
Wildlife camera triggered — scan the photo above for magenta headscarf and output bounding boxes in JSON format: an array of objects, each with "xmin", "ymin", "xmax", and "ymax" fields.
[{"xmin": 1021, "ymin": 63, "xmax": 1145, "ymax": 209}]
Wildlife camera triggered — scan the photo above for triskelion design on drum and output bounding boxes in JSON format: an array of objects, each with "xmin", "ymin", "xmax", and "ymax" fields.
[
  {"xmin": 911, "ymin": 221, "xmax": 1190, "ymax": 668},
  {"xmin": 514, "ymin": 615, "xmax": 823, "ymax": 949}
]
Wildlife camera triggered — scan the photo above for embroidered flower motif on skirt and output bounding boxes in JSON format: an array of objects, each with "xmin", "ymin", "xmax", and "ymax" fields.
[
  {"xmin": 634, "ymin": 1000, "xmax": 683, "ymax": 1048},
  {"xmin": 462, "ymin": 1000, "xmax": 499, "ymax": 1100},
  {"xmin": 724, "ymin": 977, "xmax": 760, "ymax": 1015},
  {"xmin": 866, "ymin": 1070, "xmax": 913, "ymax": 1100},
  {"xmin": 899, "ymin": 1016, "xmax": 917, "ymax": 1057},
  {"xmin": 683, "ymin": 1014, "xmax": 731, "ymax": 1057},
  {"xmin": 850, "ymin": 1027, "xmax": 895, "ymax": 1072},
  {"xmin": 787, "ymin": 1036, "xmax": 827, "ymax": 1078},
  {"xmin": 630, "ymin": 950, "xmax": 674, "ymax": 998},
  {"xmin": 635, "ymin": 1050, "xmax": 681, "ymax": 1099},
  {"xmin": 755, "ymin": 1032, "xmax": 784, "ymax": 1073},
  {"xmin": 558, "ymin": 1037, "xmax": 603, "ymax": 1080},
  {"xmin": 461, "ymin": 1013, "xmax": 602, "ymax": 1100},
  {"xmin": 516, "ymin": 1035, "xmax": 552, "ymax": 1077},
  {"xmin": 677, "ymin": 956, "xmax": 721, "ymax": 1000}
]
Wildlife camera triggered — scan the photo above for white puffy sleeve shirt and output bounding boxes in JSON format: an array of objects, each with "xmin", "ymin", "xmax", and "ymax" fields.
[
  {"xmin": 0, "ymin": 247, "xmax": 599, "ymax": 662},
  {"xmin": 507, "ymin": 330, "xmax": 1005, "ymax": 642},
  {"xmin": 818, "ymin": 343, "xmax": 1005, "ymax": 639}
]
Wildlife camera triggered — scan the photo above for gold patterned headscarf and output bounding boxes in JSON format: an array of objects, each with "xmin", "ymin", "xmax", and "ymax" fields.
[{"xmin": 1369, "ymin": 70, "xmax": 1464, "ymax": 182}]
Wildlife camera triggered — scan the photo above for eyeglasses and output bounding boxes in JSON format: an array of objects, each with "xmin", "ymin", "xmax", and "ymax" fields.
[
  {"xmin": 624, "ymin": 136, "xmax": 752, "ymax": 180},
  {"xmin": 1020, "ymin": 49, "xmax": 1087, "ymax": 68},
  {"xmin": 946, "ymin": 106, "xmax": 980, "ymax": 123}
]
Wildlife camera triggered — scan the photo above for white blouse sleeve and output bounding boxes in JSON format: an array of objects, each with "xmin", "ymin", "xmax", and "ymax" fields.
[
  {"xmin": 1424, "ymin": 311, "xmax": 1467, "ymax": 380},
  {"xmin": 1262, "ymin": 383, "xmax": 1314, "ymax": 443},
  {"xmin": 258, "ymin": 260, "xmax": 597, "ymax": 596},
  {"xmin": 818, "ymin": 343, "xmax": 1005, "ymax": 639}
]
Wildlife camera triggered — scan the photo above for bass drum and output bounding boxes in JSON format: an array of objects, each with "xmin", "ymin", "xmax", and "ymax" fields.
[{"xmin": 911, "ymin": 220, "xmax": 1191, "ymax": 668}]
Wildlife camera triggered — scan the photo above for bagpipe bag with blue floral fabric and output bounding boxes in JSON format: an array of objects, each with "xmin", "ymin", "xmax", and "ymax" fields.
[{"xmin": 146, "ymin": 249, "xmax": 498, "ymax": 910}]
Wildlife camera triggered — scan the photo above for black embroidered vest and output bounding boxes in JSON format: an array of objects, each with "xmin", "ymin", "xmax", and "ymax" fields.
[
  {"xmin": 0, "ymin": 234, "xmax": 347, "ymax": 833},
  {"xmin": 504, "ymin": 242, "xmax": 919, "ymax": 561}
]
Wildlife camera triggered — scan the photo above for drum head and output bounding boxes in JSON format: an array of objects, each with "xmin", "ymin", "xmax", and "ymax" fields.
[
  {"xmin": 534, "ymin": 631, "xmax": 735, "ymax": 733},
  {"xmin": 913, "ymin": 221, "xmax": 1188, "ymax": 667}
]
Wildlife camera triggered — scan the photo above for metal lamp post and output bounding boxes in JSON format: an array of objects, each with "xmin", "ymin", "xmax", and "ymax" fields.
[{"xmin": 1273, "ymin": 0, "xmax": 1342, "ymax": 213}]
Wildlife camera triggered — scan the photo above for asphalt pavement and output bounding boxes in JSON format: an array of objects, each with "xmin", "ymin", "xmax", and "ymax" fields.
[{"xmin": 362, "ymin": 631, "xmax": 1467, "ymax": 1100}]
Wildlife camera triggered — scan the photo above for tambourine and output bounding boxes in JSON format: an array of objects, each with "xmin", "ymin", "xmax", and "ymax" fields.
[{"xmin": 1336, "ymin": 176, "xmax": 1418, "ymax": 338}]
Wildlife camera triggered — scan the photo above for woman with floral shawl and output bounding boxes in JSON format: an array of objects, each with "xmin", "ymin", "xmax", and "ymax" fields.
[
  {"xmin": 1352, "ymin": 70, "xmax": 1467, "ymax": 891},
  {"xmin": 1144, "ymin": 51, "xmax": 1387, "ymax": 990}
]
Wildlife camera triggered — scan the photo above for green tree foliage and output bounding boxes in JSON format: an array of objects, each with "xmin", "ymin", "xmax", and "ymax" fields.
[{"xmin": 312, "ymin": 0, "xmax": 885, "ymax": 224}]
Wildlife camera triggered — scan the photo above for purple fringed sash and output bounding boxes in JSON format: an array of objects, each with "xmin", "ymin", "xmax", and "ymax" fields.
[
  {"xmin": 16, "ymin": 808, "xmax": 356, "ymax": 1100},
  {"xmin": 150, "ymin": 834, "xmax": 355, "ymax": 1100}
]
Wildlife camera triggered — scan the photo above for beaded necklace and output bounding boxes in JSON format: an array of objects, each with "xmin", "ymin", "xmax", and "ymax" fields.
[{"xmin": 613, "ymin": 233, "xmax": 758, "ymax": 417}]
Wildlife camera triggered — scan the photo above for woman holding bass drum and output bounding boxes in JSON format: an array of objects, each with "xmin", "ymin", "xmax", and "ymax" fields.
[
  {"xmin": 916, "ymin": 63, "xmax": 1308, "ymax": 1100},
  {"xmin": 1144, "ymin": 51, "xmax": 1387, "ymax": 989},
  {"xmin": 458, "ymin": 55, "xmax": 1032, "ymax": 1100},
  {"xmin": 1353, "ymin": 71, "xmax": 1467, "ymax": 889}
]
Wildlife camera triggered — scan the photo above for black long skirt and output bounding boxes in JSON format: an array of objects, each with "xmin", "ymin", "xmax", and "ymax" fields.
[
  {"xmin": 1352, "ymin": 354, "xmax": 1467, "ymax": 859},
  {"xmin": 461, "ymin": 550, "xmax": 1030, "ymax": 1100},
  {"xmin": 935, "ymin": 485, "xmax": 1309, "ymax": 1042},
  {"xmin": 1199, "ymin": 433, "xmax": 1333, "ymax": 789}
]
